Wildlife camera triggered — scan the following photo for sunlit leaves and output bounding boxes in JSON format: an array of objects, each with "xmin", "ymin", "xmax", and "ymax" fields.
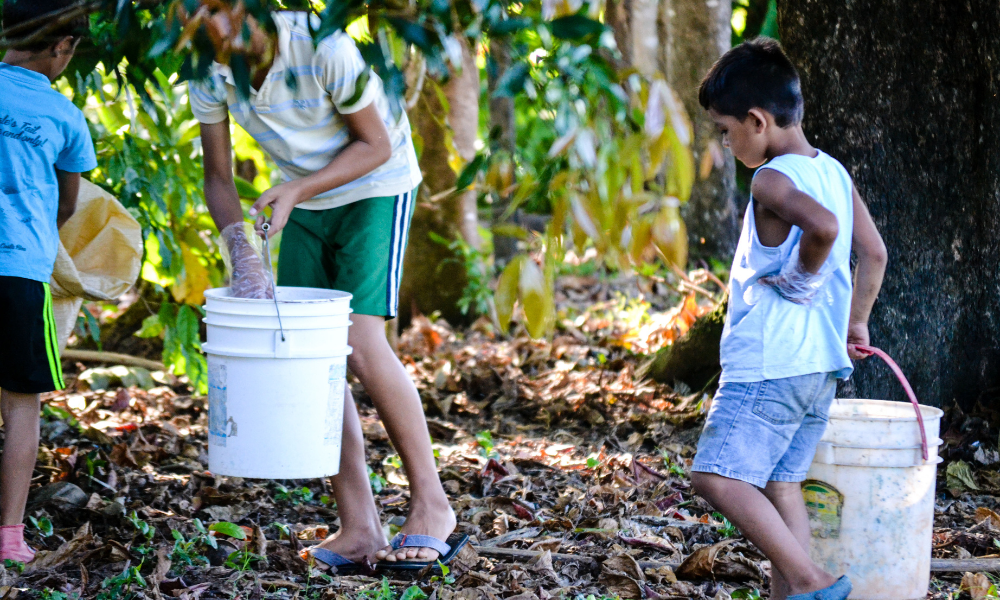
[{"xmin": 495, "ymin": 255, "xmax": 523, "ymax": 336}]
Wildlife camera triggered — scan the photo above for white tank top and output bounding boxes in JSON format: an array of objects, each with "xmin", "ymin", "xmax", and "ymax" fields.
[{"xmin": 720, "ymin": 150, "xmax": 854, "ymax": 383}]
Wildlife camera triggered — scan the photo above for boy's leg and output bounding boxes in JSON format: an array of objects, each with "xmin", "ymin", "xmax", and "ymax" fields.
[
  {"xmin": 0, "ymin": 390, "xmax": 40, "ymax": 526},
  {"xmin": 690, "ymin": 374, "xmax": 837, "ymax": 597},
  {"xmin": 311, "ymin": 383, "xmax": 388, "ymax": 562},
  {"xmin": 279, "ymin": 190, "xmax": 454, "ymax": 562},
  {"xmin": 349, "ymin": 315, "xmax": 455, "ymax": 562},
  {"xmin": 763, "ymin": 378, "xmax": 838, "ymax": 599},
  {"xmin": 692, "ymin": 473, "xmax": 834, "ymax": 595},
  {"xmin": 0, "ymin": 277, "xmax": 63, "ymax": 527},
  {"xmin": 763, "ymin": 481, "xmax": 814, "ymax": 600}
]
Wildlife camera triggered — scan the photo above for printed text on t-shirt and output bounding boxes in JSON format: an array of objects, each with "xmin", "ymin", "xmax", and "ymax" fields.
[{"xmin": 0, "ymin": 114, "xmax": 45, "ymax": 148}]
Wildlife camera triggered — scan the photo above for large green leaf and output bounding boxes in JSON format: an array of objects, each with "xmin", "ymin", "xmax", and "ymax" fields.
[
  {"xmin": 518, "ymin": 258, "xmax": 550, "ymax": 339},
  {"xmin": 495, "ymin": 256, "xmax": 523, "ymax": 335},
  {"xmin": 208, "ymin": 522, "xmax": 247, "ymax": 540},
  {"xmin": 550, "ymin": 15, "xmax": 605, "ymax": 40}
]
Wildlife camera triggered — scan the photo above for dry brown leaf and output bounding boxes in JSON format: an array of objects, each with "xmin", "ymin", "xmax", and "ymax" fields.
[
  {"xmin": 600, "ymin": 554, "xmax": 646, "ymax": 600},
  {"xmin": 27, "ymin": 522, "xmax": 93, "ymax": 572},
  {"xmin": 675, "ymin": 539, "xmax": 737, "ymax": 580},
  {"xmin": 976, "ymin": 507, "xmax": 1000, "ymax": 529},
  {"xmin": 962, "ymin": 572, "xmax": 993, "ymax": 600}
]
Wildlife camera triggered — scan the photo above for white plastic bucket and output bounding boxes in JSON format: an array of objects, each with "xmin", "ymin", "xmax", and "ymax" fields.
[
  {"xmin": 805, "ymin": 398, "xmax": 944, "ymax": 600},
  {"xmin": 202, "ymin": 286, "xmax": 353, "ymax": 479}
]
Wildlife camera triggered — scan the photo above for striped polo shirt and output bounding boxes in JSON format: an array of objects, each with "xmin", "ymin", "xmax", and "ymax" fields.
[{"xmin": 188, "ymin": 11, "xmax": 421, "ymax": 210}]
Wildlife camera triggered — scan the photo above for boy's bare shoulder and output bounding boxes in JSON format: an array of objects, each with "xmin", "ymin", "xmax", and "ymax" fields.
[{"xmin": 750, "ymin": 167, "xmax": 799, "ymax": 209}]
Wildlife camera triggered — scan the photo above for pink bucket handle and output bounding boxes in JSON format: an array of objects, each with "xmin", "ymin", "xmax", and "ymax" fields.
[{"xmin": 850, "ymin": 345, "xmax": 929, "ymax": 461}]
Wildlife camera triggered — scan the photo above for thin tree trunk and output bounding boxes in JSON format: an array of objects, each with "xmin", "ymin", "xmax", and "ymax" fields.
[
  {"xmin": 488, "ymin": 37, "xmax": 518, "ymax": 265},
  {"xmin": 778, "ymin": 0, "xmax": 1000, "ymax": 406},
  {"xmin": 398, "ymin": 39, "xmax": 481, "ymax": 327},
  {"xmin": 610, "ymin": 0, "xmax": 738, "ymax": 264},
  {"xmin": 662, "ymin": 0, "xmax": 738, "ymax": 262}
]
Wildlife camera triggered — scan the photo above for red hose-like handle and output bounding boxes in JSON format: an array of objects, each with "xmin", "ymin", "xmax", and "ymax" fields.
[{"xmin": 850, "ymin": 345, "xmax": 929, "ymax": 461}]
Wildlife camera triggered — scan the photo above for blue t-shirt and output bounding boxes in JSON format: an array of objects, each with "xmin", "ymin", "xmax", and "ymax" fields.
[{"xmin": 0, "ymin": 63, "xmax": 97, "ymax": 283}]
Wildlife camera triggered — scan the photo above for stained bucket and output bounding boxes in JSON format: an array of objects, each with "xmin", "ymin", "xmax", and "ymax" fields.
[
  {"xmin": 202, "ymin": 286, "xmax": 352, "ymax": 479},
  {"xmin": 805, "ymin": 348, "xmax": 942, "ymax": 600}
]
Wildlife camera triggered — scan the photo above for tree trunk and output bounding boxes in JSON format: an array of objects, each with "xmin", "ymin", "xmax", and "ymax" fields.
[
  {"xmin": 488, "ymin": 37, "xmax": 519, "ymax": 265},
  {"xmin": 662, "ymin": 0, "xmax": 739, "ymax": 262},
  {"xmin": 398, "ymin": 40, "xmax": 481, "ymax": 328},
  {"xmin": 609, "ymin": 0, "xmax": 739, "ymax": 263},
  {"xmin": 778, "ymin": 1, "xmax": 1000, "ymax": 407}
]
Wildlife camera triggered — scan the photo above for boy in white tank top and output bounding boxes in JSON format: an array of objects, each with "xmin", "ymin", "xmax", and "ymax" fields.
[{"xmin": 688, "ymin": 39, "xmax": 888, "ymax": 600}]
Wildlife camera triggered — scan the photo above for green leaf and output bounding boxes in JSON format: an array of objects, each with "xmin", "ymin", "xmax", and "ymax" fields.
[
  {"xmin": 550, "ymin": 15, "xmax": 605, "ymax": 40},
  {"xmin": 135, "ymin": 314, "xmax": 164, "ymax": 339},
  {"xmin": 518, "ymin": 258, "xmax": 550, "ymax": 339},
  {"xmin": 233, "ymin": 176, "xmax": 261, "ymax": 200},
  {"xmin": 946, "ymin": 460, "xmax": 980, "ymax": 493},
  {"xmin": 208, "ymin": 522, "xmax": 247, "ymax": 540},
  {"xmin": 489, "ymin": 17, "xmax": 532, "ymax": 35},
  {"xmin": 456, "ymin": 153, "xmax": 486, "ymax": 191},
  {"xmin": 400, "ymin": 586, "xmax": 429, "ymax": 600},
  {"xmin": 494, "ymin": 256, "xmax": 523, "ymax": 334},
  {"xmin": 493, "ymin": 63, "xmax": 530, "ymax": 98}
]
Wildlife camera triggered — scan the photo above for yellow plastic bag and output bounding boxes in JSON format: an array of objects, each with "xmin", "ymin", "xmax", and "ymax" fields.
[{"xmin": 49, "ymin": 179, "xmax": 143, "ymax": 350}]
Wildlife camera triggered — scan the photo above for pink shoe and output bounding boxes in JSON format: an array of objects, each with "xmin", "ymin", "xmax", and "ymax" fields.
[{"xmin": 0, "ymin": 524, "xmax": 35, "ymax": 563}]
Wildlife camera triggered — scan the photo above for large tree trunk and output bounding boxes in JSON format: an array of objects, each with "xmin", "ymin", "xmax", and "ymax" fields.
[
  {"xmin": 779, "ymin": 1, "xmax": 1000, "ymax": 407},
  {"xmin": 398, "ymin": 40, "xmax": 481, "ymax": 328},
  {"xmin": 609, "ymin": 0, "xmax": 738, "ymax": 263}
]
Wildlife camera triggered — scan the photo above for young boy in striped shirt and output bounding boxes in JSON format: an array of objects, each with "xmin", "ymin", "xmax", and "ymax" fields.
[{"xmin": 190, "ymin": 11, "xmax": 460, "ymax": 571}]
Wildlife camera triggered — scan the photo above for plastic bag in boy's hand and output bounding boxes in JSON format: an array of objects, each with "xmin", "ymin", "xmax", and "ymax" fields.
[
  {"xmin": 758, "ymin": 245, "xmax": 830, "ymax": 305},
  {"xmin": 220, "ymin": 222, "xmax": 274, "ymax": 300}
]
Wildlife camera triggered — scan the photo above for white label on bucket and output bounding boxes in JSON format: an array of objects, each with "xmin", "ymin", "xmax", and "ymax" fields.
[
  {"xmin": 325, "ymin": 363, "xmax": 346, "ymax": 446},
  {"xmin": 208, "ymin": 363, "xmax": 228, "ymax": 447}
]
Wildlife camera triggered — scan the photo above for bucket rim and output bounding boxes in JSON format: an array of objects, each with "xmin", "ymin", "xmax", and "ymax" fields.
[
  {"xmin": 818, "ymin": 437, "xmax": 944, "ymax": 451},
  {"xmin": 203, "ymin": 343, "xmax": 353, "ymax": 359},
  {"xmin": 829, "ymin": 398, "xmax": 944, "ymax": 420},
  {"xmin": 205, "ymin": 286, "xmax": 353, "ymax": 304}
]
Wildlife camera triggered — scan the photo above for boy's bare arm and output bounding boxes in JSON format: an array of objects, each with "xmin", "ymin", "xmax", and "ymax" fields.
[
  {"xmin": 847, "ymin": 185, "xmax": 888, "ymax": 359},
  {"xmin": 56, "ymin": 170, "xmax": 80, "ymax": 229},
  {"xmin": 200, "ymin": 118, "xmax": 245, "ymax": 231},
  {"xmin": 249, "ymin": 103, "xmax": 392, "ymax": 235},
  {"xmin": 751, "ymin": 169, "xmax": 840, "ymax": 273}
]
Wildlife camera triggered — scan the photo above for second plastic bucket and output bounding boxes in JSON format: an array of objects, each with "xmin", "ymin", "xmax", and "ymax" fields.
[
  {"xmin": 805, "ymin": 398, "xmax": 943, "ymax": 600},
  {"xmin": 202, "ymin": 286, "xmax": 352, "ymax": 479}
]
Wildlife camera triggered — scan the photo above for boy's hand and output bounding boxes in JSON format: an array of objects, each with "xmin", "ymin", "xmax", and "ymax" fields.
[
  {"xmin": 221, "ymin": 223, "xmax": 274, "ymax": 300},
  {"xmin": 758, "ymin": 245, "xmax": 830, "ymax": 305},
  {"xmin": 249, "ymin": 181, "xmax": 308, "ymax": 237},
  {"xmin": 847, "ymin": 321, "xmax": 872, "ymax": 360}
]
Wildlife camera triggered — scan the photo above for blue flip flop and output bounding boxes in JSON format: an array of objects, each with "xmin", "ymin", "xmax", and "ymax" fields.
[
  {"xmin": 376, "ymin": 532, "xmax": 470, "ymax": 572},
  {"xmin": 788, "ymin": 576, "xmax": 852, "ymax": 600},
  {"xmin": 303, "ymin": 547, "xmax": 366, "ymax": 575}
]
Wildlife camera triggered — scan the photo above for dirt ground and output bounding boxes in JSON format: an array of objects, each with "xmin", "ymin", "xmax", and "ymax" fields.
[{"xmin": 4, "ymin": 274, "xmax": 998, "ymax": 600}]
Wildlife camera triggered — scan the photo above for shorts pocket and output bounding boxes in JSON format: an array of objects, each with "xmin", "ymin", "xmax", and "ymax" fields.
[{"xmin": 751, "ymin": 380, "xmax": 803, "ymax": 425}]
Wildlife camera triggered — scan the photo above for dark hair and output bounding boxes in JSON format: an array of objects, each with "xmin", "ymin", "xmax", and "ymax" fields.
[
  {"xmin": 699, "ymin": 37, "xmax": 804, "ymax": 128},
  {"xmin": 1, "ymin": 0, "xmax": 90, "ymax": 52}
]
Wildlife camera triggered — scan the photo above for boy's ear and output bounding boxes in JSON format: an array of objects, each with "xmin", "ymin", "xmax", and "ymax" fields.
[
  {"xmin": 747, "ymin": 108, "xmax": 768, "ymax": 134},
  {"xmin": 51, "ymin": 36, "xmax": 76, "ymax": 56}
]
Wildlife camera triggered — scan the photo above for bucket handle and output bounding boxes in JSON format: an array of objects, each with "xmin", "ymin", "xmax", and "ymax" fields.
[{"xmin": 851, "ymin": 345, "xmax": 929, "ymax": 461}]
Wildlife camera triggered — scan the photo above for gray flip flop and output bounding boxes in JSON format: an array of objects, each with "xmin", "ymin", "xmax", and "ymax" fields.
[
  {"xmin": 375, "ymin": 532, "xmax": 470, "ymax": 572},
  {"xmin": 304, "ymin": 547, "xmax": 365, "ymax": 575}
]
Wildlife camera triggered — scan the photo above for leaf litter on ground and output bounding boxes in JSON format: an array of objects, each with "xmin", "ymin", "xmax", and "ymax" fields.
[{"xmin": 2, "ymin": 269, "xmax": 997, "ymax": 599}]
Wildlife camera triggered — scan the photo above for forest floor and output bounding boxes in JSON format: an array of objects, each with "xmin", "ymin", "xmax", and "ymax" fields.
[{"xmin": 4, "ymin": 271, "xmax": 999, "ymax": 600}]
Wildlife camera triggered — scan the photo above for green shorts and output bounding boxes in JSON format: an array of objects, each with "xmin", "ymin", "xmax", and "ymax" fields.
[{"xmin": 277, "ymin": 188, "xmax": 416, "ymax": 318}]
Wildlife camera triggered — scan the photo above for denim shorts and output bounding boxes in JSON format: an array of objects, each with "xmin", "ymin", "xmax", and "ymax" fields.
[{"xmin": 691, "ymin": 372, "xmax": 837, "ymax": 488}]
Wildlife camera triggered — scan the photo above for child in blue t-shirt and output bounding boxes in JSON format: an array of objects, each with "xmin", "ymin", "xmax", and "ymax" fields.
[
  {"xmin": 689, "ymin": 39, "xmax": 888, "ymax": 600},
  {"xmin": 0, "ymin": 0, "xmax": 97, "ymax": 563}
]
